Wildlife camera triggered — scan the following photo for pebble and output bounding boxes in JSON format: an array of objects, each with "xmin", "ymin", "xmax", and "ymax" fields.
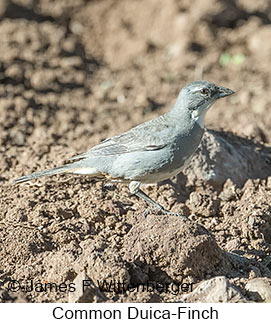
[
  {"xmin": 245, "ymin": 278, "xmax": 271, "ymax": 302},
  {"xmin": 180, "ymin": 276, "xmax": 247, "ymax": 303}
]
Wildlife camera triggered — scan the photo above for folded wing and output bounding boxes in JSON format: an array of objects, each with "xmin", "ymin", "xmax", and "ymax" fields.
[{"xmin": 69, "ymin": 116, "xmax": 172, "ymax": 160}]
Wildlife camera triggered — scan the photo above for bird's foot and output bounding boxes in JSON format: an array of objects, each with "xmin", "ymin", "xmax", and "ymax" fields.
[
  {"xmin": 158, "ymin": 206, "xmax": 187, "ymax": 219},
  {"xmin": 102, "ymin": 182, "xmax": 116, "ymax": 191},
  {"xmin": 141, "ymin": 207, "xmax": 153, "ymax": 219},
  {"xmin": 141, "ymin": 206, "xmax": 186, "ymax": 219}
]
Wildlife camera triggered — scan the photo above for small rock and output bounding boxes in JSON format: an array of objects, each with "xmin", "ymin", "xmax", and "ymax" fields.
[
  {"xmin": 180, "ymin": 276, "xmax": 247, "ymax": 302},
  {"xmin": 245, "ymin": 278, "xmax": 271, "ymax": 302},
  {"xmin": 12, "ymin": 131, "xmax": 25, "ymax": 146},
  {"xmin": 224, "ymin": 239, "xmax": 241, "ymax": 252},
  {"xmin": 70, "ymin": 21, "xmax": 83, "ymax": 35},
  {"xmin": 248, "ymin": 26, "xmax": 271, "ymax": 59},
  {"xmin": 30, "ymin": 69, "xmax": 55, "ymax": 91},
  {"xmin": 248, "ymin": 216, "xmax": 255, "ymax": 226},
  {"xmin": 5, "ymin": 64, "xmax": 24, "ymax": 82},
  {"xmin": 219, "ymin": 179, "xmax": 239, "ymax": 201}
]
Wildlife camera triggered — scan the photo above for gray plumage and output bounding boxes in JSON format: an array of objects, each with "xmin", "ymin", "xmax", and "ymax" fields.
[{"xmin": 14, "ymin": 80, "xmax": 234, "ymax": 215}]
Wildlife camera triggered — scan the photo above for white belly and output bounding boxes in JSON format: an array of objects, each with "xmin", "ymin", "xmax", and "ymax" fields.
[{"xmin": 140, "ymin": 153, "xmax": 194, "ymax": 183}]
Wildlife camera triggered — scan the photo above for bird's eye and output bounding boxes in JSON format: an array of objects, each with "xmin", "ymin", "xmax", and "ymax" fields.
[{"xmin": 200, "ymin": 88, "xmax": 209, "ymax": 95}]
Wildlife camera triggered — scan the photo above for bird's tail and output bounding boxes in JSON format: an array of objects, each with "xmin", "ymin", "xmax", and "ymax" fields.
[{"xmin": 13, "ymin": 164, "xmax": 73, "ymax": 184}]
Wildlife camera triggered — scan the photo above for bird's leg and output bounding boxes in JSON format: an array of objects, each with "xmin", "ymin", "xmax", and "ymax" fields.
[
  {"xmin": 129, "ymin": 181, "xmax": 185, "ymax": 218},
  {"xmin": 134, "ymin": 188, "xmax": 170, "ymax": 214}
]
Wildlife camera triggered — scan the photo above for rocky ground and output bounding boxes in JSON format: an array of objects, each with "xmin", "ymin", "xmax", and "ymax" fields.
[{"xmin": 0, "ymin": 0, "xmax": 271, "ymax": 303}]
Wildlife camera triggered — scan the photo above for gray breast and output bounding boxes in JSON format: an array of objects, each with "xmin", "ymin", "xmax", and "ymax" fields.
[{"xmin": 171, "ymin": 121, "xmax": 204, "ymax": 169}]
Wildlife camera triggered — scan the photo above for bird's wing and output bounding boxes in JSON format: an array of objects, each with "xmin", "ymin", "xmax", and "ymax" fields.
[{"xmin": 69, "ymin": 116, "xmax": 172, "ymax": 160}]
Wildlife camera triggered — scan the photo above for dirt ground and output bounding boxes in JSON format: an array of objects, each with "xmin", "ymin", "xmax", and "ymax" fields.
[{"xmin": 1, "ymin": 0, "xmax": 271, "ymax": 303}]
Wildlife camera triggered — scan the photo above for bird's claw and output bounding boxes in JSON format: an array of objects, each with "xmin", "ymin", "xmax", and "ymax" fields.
[{"xmin": 141, "ymin": 206, "xmax": 186, "ymax": 219}]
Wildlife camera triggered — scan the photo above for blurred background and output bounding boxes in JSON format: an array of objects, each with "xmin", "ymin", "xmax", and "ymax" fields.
[{"xmin": 1, "ymin": 0, "xmax": 271, "ymax": 173}]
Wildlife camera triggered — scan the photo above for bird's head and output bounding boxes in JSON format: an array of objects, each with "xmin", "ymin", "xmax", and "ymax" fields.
[{"xmin": 173, "ymin": 80, "xmax": 235, "ymax": 126}]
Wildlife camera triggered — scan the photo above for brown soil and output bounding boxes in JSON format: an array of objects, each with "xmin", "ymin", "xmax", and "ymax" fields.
[{"xmin": 1, "ymin": 0, "xmax": 271, "ymax": 303}]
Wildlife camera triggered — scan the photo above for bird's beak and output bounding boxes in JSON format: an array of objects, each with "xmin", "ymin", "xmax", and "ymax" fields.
[{"xmin": 216, "ymin": 86, "xmax": 235, "ymax": 98}]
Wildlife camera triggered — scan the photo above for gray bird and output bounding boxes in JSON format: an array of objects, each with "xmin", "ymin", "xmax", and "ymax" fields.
[{"xmin": 14, "ymin": 81, "xmax": 234, "ymax": 215}]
